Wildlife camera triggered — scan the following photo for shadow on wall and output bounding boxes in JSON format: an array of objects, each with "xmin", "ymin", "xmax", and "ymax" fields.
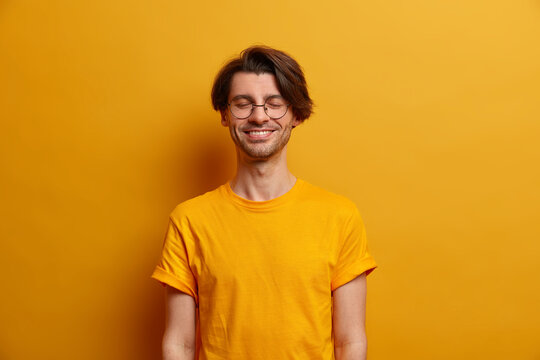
[
  {"xmin": 183, "ymin": 124, "xmax": 236, "ymax": 199},
  {"xmin": 165, "ymin": 112, "xmax": 235, "ymax": 204},
  {"xmin": 133, "ymin": 115, "xmax": 234, "ymax": 360}
]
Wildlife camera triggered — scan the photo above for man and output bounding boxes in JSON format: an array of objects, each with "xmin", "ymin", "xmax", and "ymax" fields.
[{"xmin": 151, "ymin": 45, "xmax": 377, "ymax": 360}]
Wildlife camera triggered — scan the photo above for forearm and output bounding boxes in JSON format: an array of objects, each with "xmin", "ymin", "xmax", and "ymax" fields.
[
  {"xmin": 162, "ymin": 286, "xmax": 197, "ymax": 360},
  {"xmin": 162, "ymin": 341, "xmax": 196, "ymax": 360},
  {"xmin": 334, "ymin": 338, "xmax": 367, "ymax": 360}
]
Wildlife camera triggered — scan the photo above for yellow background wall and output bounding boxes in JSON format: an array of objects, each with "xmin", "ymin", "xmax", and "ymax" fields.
[{"xmin": 1, "ymin": 1, "xmax": 539, "ymax": 359}]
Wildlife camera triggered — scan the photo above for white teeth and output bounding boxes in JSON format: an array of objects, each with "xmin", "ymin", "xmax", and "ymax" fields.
[{"xmin": 248, "ymin": 131, "xmax": 272, "ymax": 135}]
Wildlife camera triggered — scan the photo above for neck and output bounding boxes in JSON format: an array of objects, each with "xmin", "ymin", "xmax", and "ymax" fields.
[{"xmin": 230, "ymin": 146, "xmax": 297, "ymax": 201}]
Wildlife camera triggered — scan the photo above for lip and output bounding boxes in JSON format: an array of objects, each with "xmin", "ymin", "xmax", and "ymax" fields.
[{"xmin": 243, "ymin": 129, "xmax": 276, "ymax": 139}]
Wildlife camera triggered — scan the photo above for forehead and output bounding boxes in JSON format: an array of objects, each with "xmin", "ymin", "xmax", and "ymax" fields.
[{"xmin": 229, "ymin": 72, "xmax": 281, "ymax": 99}]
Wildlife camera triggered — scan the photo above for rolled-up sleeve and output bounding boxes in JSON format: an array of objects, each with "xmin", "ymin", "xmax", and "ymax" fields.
[
  {"xmin": 151, "ymin": 215, "xmax": 198, "ymax": 305},
  {"xmin": 331, "ymin": 206, "xmax": 377, "ymax": 291}
]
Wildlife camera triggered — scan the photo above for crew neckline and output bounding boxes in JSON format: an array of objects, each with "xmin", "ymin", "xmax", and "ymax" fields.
[{"xmin": 224, "ymin": 178, "xmax": 305, "ymax": 211}]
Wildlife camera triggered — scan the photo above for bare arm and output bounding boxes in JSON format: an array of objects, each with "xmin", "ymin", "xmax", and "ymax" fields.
[
  {"xmin": 333, "ymin": 272, "xmax": 368, "ymax": 360},
  {"xmin": 162, "ymin": 285, "xmax": 197, "ymax": 360}
]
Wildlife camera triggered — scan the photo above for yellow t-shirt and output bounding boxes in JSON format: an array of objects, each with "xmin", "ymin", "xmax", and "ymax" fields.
[{"xmin": 151, "ymin": 179, "xmax": 377, "ymax": 359}]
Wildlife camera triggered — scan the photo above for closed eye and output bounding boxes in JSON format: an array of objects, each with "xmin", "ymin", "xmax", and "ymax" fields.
[
  {"xmin": 234, "ymin": 103, "xmax": 252, "ymax": 109},
  {"xmin": 266, "ymin": 103, "xmax": 285, "ymax": 109}
]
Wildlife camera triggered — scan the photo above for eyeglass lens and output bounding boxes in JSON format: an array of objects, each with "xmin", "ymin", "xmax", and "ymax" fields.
[{"xmin": 229, "ymin": 98, "xmax": 289, "ymax": 119}]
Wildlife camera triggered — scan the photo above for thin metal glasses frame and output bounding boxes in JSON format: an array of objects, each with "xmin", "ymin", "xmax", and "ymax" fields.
[{"xmin": 227, "ymin": 101, "xmax": 291, "ymax": 120}]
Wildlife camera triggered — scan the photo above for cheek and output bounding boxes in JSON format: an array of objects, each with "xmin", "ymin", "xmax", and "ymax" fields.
[
  {"xmin": 284, "ymin": 119, "xmax": 296, "ymax": 130},
  {"xmin": 229, "ymin": 125, "xmax": 241, "ymax": 141}
]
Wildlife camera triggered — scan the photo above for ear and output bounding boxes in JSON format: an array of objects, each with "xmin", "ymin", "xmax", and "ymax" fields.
[
  {"xmin": 220, "ymin": 110, "xmax": 229, "ymax": 127},
  {"xmin": 291, "ymin": 117, "xmax": 302, "ymax": 129}
]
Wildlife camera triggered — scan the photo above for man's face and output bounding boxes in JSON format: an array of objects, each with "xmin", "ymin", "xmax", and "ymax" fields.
[{"xmin": 221, "ymin": 72, "xmax": 300, "ymax": 160}]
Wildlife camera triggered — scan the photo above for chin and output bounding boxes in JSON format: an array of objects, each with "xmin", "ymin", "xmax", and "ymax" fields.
[
  {"xmin": 233, "ymin": 132, "xmax": 291, "ymax": 160},
  {"xmin": 244, "ymin": 149, "xmax": 276, "ymax": 159},
  {"xmin": 241, "ymin": 144, "xmax": 281, "ymax": 159}
]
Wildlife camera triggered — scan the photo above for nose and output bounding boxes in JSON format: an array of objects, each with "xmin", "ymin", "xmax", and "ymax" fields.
[{"xmin": 249, "ymin": 104, "xmax": 269, "ymax": 124}]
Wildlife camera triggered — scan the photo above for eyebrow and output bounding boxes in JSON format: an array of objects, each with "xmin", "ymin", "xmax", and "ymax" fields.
[{"xmin": 230, "ymin": 94, "xmax": 284, "ymax": 102}]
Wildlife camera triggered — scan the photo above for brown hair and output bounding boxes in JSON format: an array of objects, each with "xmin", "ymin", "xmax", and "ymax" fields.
[{"xmin": 211, "ymin": 45, "xmax": 313, "ymax": 122}]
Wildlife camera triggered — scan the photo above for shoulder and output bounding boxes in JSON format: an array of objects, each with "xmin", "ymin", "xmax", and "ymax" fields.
[
  {"xmin": 169, "ymin": 185, "xmax": 225, "ymax": 222},
  {"xmin": 298, "ymin": 180, "xmax": 359, "ymax": 217}
]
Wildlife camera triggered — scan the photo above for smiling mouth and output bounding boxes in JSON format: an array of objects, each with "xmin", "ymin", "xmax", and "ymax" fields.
[
  {"xmin": 242, "ymin": 129, "xmax": 276, "ymax": 139},
  {"xmin": 244, "ymin": 130, "xmax": 274, "ymax": 135}
]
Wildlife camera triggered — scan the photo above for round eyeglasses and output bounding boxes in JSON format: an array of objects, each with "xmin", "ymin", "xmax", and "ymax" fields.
[{"xmin": 228, "ymin": 98, "xmax": 291, "ymax": 120}]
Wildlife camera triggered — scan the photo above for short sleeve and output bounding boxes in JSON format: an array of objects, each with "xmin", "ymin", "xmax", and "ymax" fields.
[
  {"xmin": 331, "ymin": 206, "xmax": 377, "ymax": 291},
  {"xmin": 151, "ymin": 215, "xmax": 199, "ymax": 305}
]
